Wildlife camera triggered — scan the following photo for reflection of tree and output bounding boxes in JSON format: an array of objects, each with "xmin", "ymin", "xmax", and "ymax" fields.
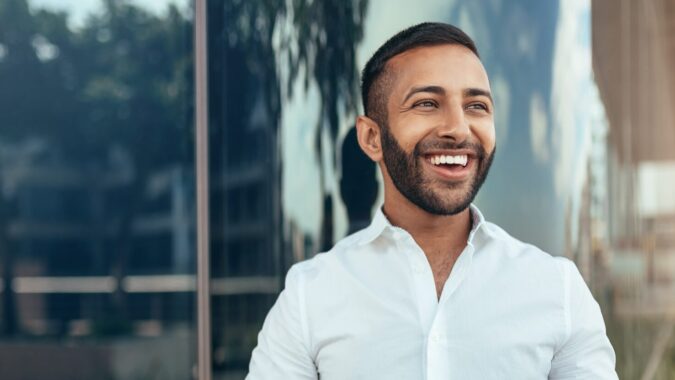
[
  {"xmin": 209, "ymin": 0, "xmax": 367, "ymax": 252},
  {"xmin": 0, "ymin": 0, "xmax": 193, "ymax": 334},
  {"xmin": 74, "ymin": 0, "xmax": 194, "ymax": 325},
  {"xmin": 207, "ymin": 0, "xmax": 368, "ymax": 372},
  {"xmin": 0, "ymin": 0, "xmax": 366, "ymax": 340},
  {"xmin": 283, "ymin": 0, "xmax": 368, "ymax": 251}
]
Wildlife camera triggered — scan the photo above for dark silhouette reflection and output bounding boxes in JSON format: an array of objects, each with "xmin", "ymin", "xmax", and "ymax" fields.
[
  {"xmin": 206, "ymin": 1, "xmax": 368, "ymax": 376},
  {"xmin": 281, "ymin": 0, "xmax": 369, "ymax": 253},
  {"xmin": 340, "ymin": 127, "xmax": 378, "ymax": 235}
]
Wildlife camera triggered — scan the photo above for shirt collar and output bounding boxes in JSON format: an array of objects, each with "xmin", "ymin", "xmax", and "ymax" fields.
[{"xmin": 357, "ymin": 203, "xmax": 487, "ymax": 247}]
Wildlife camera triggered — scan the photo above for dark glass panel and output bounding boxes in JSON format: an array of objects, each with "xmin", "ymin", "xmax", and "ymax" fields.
[{"xmin": 0, "ymin": 1, "xmax": 196, "ymax": 378}]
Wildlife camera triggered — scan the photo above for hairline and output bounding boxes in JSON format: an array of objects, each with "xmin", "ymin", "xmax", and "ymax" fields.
[{"xmin": 365, "ymin": 41, "xmax": 480, "ymax": 127}]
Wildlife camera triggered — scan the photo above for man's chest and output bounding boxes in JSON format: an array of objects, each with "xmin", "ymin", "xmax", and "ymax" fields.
[
  {"xmin": 430, "ymin": 255, "xmax": 458, "ymax": 299},
  {"xmin": 307, "ymin": 275, "xmax": 561, "ymax": 380}
]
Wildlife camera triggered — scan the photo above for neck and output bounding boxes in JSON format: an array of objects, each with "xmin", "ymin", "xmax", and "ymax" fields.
[{"xmin": 382, "ymin": 189, "xmax": 472, "ymax": 254}]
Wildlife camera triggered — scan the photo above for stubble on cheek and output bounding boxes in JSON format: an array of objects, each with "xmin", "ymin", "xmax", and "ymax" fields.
[{"xmin": 380, "ymin": 120, "xmax": 494, "ymax": 215}]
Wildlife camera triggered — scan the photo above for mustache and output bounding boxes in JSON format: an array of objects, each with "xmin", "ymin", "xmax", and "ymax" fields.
[{"xmin": 414, "ymin": 140, "xmax": 487, "ymax": 159}]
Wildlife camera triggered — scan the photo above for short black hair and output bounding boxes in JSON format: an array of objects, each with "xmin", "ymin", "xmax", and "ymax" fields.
[{"xmin": 361, "ymin": 22, "xmax": 480, "ymax": 125}]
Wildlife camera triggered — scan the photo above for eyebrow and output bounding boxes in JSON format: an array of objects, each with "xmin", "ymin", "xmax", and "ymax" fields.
[
  {"xmin": 464, "ymin": 88, "xmax": 493, "ymax": 104},
  {"xmin": 402, "ymin": 85, "xmax": 445, "ymax": 103},
  {"xmin": 402, "ymin": 85, "xmax": 493, "ymax": 105}
]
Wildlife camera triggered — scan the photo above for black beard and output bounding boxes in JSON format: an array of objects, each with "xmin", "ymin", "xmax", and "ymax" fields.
[{"xmin": 380, "ymin": 124, "xmax": 495, "ymax": 215}]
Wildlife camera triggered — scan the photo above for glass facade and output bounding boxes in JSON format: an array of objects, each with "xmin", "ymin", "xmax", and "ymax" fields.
[
  {"xmin": 1, "ymin": 0, "xmax": 674, "ymax": 379},
  {"xmin": 0, "ymin": 0, "xmax": 196, "ymax": 378}
]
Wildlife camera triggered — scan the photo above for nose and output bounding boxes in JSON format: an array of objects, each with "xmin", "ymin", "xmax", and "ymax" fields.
[{"xmin": 437, "ymin": 103, "xmax": 470, "ymax": 143}]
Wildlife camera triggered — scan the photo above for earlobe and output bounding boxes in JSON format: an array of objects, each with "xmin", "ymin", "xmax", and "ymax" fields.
[{"xmin": 355, "ymin": 115, "xmax": 383, "ymax": 162}]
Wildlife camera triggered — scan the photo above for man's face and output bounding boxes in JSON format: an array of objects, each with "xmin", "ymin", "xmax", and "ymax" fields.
[{"xmin": 379, "ymin": 44, "xmax": 496, "ymax": 215}]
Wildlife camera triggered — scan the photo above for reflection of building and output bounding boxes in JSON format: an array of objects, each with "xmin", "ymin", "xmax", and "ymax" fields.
[
  {"xmin": 0, "ymin": 142, "xmax": 195, "ymax": 336},
  {"xmin": 0, "ymin": 142, "xmax": 195, "ymax": 378},
  {"xmin": 206, "ymin": 33, "xmax": 286, "ymax": 374},
  {"xmin": 592, "ymin": 0, "xmax": 675, "ymax": 312},
  {"xmin": 566, "ymin": 97, "xmax": 612, "ymax": 296},
  {"xmin": 592, "ymin": 0, "xmax": 675, "ymax": 378}
]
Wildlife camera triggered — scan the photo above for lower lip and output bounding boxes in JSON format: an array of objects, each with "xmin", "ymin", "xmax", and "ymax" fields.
[{"xmin": 424, "ymin": 158, "xmax": 475, "ymax": 181}]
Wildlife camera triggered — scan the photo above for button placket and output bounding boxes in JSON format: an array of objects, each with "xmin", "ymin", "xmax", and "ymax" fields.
[
  {"xmin": 430, "ymin": 331, "xmax": 444, "ymax": 343},
  {"xmin": 391, "ymin": 229, "xmax": 438, "ymax": 332},
  {"xmin": 438, "ymin": 244, "xmax": 474, "ymax": 306},
  {"xmin": 426, "ymin": 313, "xmax": 450, "ymax": 380}
]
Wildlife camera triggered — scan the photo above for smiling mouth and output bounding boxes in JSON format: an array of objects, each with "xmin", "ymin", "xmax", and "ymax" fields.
[
  {"xmin": 426, "ymin": 153, "xmax": 468, "ymax": 167},
  {"xmin": 423, "ymin": 153, "xmax": 474, "ymax": 180}
]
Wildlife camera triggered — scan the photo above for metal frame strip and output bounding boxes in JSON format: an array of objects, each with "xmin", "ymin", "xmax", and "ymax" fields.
[{"xmin": 194, "ymin": 0, "xmax": 212, "ymax": 379}]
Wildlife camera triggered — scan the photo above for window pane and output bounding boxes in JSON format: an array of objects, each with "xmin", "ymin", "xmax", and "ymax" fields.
[{"xmin": 0, "ymin": 1, "xmax": 196, "ymax": 379}]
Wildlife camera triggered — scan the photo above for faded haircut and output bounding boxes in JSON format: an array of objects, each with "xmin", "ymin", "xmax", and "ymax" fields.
[{"xmin": 360, "ymin": 22, "xmax": 480, "ymax": 126}]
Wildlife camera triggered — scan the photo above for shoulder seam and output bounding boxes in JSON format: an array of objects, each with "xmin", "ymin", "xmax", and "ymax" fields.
[
  {"xmin": 290, "ymin": 265, "xmax": 314, "ymax": 357},
  {"xmin": 556, "ymin": 257, "xmax": 572, "ymax": 346}
]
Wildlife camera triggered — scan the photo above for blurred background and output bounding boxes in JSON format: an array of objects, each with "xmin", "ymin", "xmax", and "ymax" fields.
[{"xmin": 0, "ymin": 0, "xmax": 673, "ymax": 379}]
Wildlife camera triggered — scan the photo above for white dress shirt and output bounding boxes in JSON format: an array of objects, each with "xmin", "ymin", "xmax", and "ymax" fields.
[{"xmin": 247, "ymin": 205, "xmax": 618, "ymax": 379}]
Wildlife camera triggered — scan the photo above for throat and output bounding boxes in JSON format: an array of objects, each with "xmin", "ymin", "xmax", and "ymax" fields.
[{"xmin": 425, "ymin": 246, "xmax": 463, "ymax": 301}]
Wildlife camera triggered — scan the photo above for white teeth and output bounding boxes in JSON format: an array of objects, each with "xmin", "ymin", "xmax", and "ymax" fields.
[{"xmin": 428, "ymin": 154, "xmax": 468, "ymax": 167}]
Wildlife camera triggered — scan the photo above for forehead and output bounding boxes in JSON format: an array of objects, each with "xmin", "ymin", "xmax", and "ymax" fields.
[{"xmin": 385, "ymin": 44, "xmax": 490, "ymax": 96}]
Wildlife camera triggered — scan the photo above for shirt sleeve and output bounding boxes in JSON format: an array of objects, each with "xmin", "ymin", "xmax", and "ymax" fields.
[
  {"xmin": 549, "ymin": 258, "xmax": 619, "ymax": 380},
  {"xmin": 246, "ymin": 264, "xmax": 318, "ymax": 380}
]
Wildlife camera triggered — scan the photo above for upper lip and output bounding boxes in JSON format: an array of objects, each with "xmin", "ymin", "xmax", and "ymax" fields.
[{"xmin": 422, "ymin": 149, "xmax": 477, "ymax": 158}]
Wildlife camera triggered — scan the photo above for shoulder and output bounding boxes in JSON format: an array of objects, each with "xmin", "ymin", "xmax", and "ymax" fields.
[
  {"xmin": 480, "ymin": 221, "xmax": 566, "ymax": 266},
  {"xmin": 476, "ymin": 221, "xmax": 576, "ymax": 292},
  {"xmin": 286, "ymin": 228, "xmax": 373, "ymax": 280}
]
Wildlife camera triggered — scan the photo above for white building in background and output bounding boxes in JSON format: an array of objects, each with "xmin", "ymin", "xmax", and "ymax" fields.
[{"xmin": 592, "ymin": 0, "xmax": 675, "ymax": 303}]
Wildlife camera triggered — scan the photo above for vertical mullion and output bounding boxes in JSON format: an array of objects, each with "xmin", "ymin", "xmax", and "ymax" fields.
[{"xmin": 194, "ymin": 0, "xmax": 212, "ymax": 379}]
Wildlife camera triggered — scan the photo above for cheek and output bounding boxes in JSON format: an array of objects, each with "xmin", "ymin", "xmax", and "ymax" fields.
[
  {"xmin": 475, "ymin": 123, "xmax": 496, "ymax": 151},
  {"xmin": 392, "ymin": 118, "xmax": 438, "ymax": 150},
  {"xmin": 401, "ymin": 133, "xmax": 427, "ymax": 152},
  {"xmin": 390, "ymin": 127, "xmax": 428, "ymax": 153}
]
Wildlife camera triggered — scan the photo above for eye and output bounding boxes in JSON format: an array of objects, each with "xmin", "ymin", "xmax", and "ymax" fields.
[
  {"xmin": 467, "ymin": 102, "xmax": 489, "ymax": 112},
  {"xmin": 413, "ymin": 100, "xmax": 438, "ymax": 109}
]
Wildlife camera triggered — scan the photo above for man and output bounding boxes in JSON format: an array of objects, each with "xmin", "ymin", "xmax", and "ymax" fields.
[{"xmin": 247, "ymin": 22, "xmax": 618, "ymax": 379}]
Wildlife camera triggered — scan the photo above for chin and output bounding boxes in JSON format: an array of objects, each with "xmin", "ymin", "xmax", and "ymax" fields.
[{"xmin": 433, "ymin": 190, "xmax": 475, "ymax": 212}]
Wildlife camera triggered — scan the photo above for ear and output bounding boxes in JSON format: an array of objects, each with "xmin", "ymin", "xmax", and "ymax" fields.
[{"xmin": 356, "ymin": 115, "xmax": 383, "ymax": 162}]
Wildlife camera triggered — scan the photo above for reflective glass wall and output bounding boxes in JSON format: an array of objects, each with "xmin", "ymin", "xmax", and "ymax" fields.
[
  {"xmin": 592, "ymin": 1, "xmax": 675, "ymax": 379},
  {"xmin": 2, "ymin": 0, "xmax": 674, "ymax": 379},
  {"xmin": 0, "ymin": 0, "xmax": 196, "ymax": 378},
  {"xmin": 208, "ymin": 0, "xmax": 674, "ymax": 379}
]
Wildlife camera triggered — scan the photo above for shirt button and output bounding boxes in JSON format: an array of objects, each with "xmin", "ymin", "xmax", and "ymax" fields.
[{"xmin": 430, "ymin": 332, "xmax": 444, "ymax": 342}]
